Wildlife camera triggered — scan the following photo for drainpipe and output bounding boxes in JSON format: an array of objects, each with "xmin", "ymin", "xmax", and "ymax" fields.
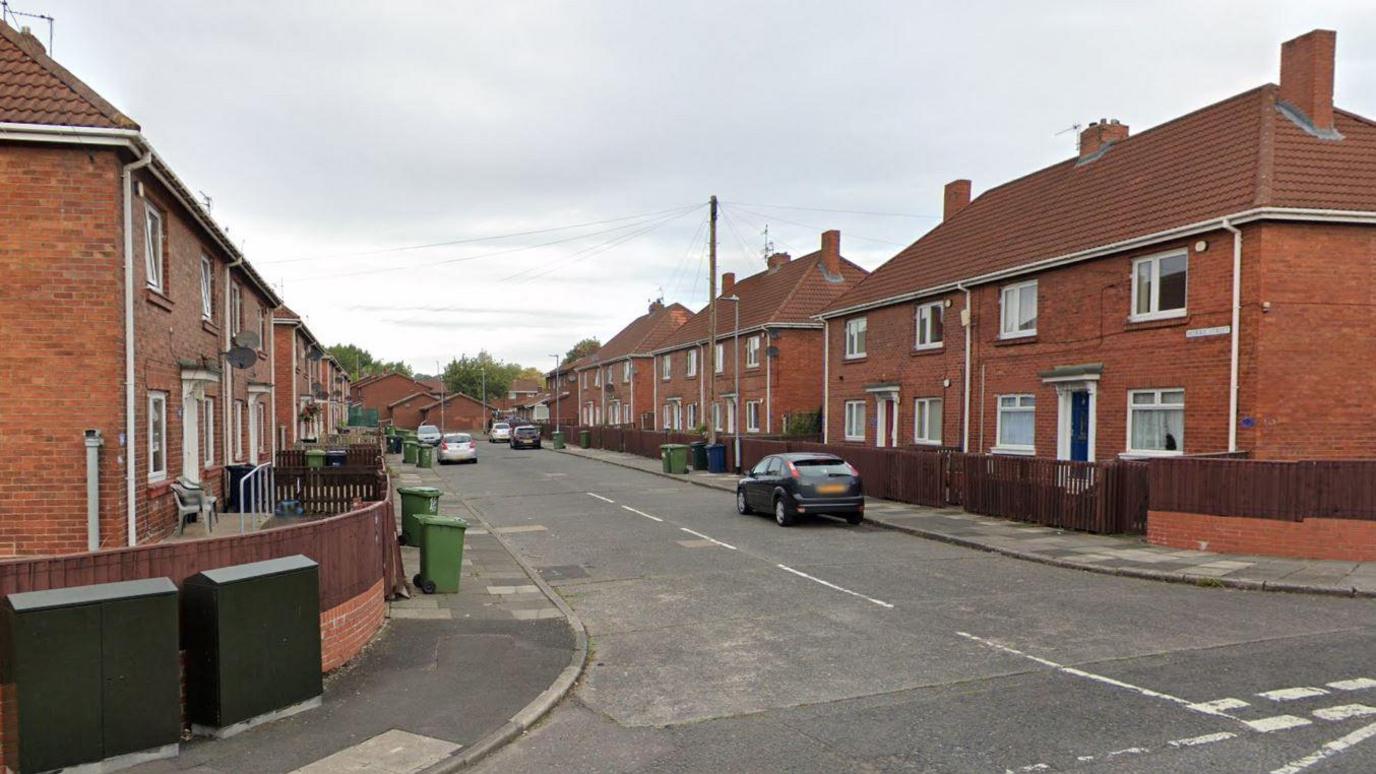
[
  {"xmin": 956, "ymin": 283, "xmax": 973, "ymax": 452},
  {"xmin": 1222, "ymin": 219, "xmax": 1242, "ymax": 453},
  {"xmin": 123, "ymin": 150, "xmax": 152, "ymax": 547},
  {"xmin": 822, "ymin": 319, "xmax": 830, "ymax": 443},
  {"xmin": 85, "ymin": 430, "xmax": 104, "ymax": 551},
  {"xmin": 628, "ymin": 359, "xmax": 635, "ymax": 427},
  {"xmin": 765, "ymin": 334, "xmax": 772, "ymax": 434},
  {"xmin": 224, "ymin": 253, "xmax": 243, "ymax": 464}
]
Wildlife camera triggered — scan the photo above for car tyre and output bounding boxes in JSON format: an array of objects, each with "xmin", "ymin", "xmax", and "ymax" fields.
[
  {"xmin": 736, "ymin": 489, "xmax": 753, "ymax": 515},
  {"xmin": 774, "ymin": 496, "xmax": 795, "ymax": 527},
  {"xmin": 845, "ymin": 513, "xmax": 864, "ymax": 526}
]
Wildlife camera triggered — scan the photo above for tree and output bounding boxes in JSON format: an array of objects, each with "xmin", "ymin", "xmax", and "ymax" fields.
[
  {"xmin": 564, "ymin": 338, "xmax": 601, "ymax": 366},
  {"xmin": 442, "ymin": 351, "xmax": 522, "ymax": 402},
  {"xmin": 518, "ymin": 366, "xmax": 544, "ymax": 383},
  {"xmin": 326, "ymin": 343, "xmax": 413, "ymax": 380}
]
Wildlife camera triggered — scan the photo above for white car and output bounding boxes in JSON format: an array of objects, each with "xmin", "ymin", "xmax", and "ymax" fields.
[
  {"xmin": 437, "ymin": 433, "xmax": 478, "ymax": 464},
  {"xmin": 489, "ymin": 422, "xmax": 511, "ymax": 443},
  {"xmin": 416, "ymin": 424, "xmax": 443, "ymax": 446}
]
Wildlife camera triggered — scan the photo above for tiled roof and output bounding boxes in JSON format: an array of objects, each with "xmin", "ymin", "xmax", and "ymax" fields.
[
  {"xmin": 658, "ymin": 250, "xmax": 868, "ymax": 350},
  {"xmin": 509, "ymin": 378, "xmax": 542, "ymax": 393},
  {"xmin": 824, "ymin": 85, "xmax": 1376, "ymax": 314},
  {"xmin": 418, "ymin": 392, "xmax": 487, "ymax": 411},
  {"xmin": 387, "ymin": 390, "xmax": 438, "ymax": 408},
  {"xmin": 0, "ymin": 22, "xmax": 137, "ymax": 129},
  {"xmin": 584, "ymin": 303, "xmax": 694, "ymax": 365}
]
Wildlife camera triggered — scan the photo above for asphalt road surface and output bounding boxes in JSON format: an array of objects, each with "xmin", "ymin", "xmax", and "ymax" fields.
[{"xmin": 445, "ymin": 440, "xmax": 1376, "ymax": 773}]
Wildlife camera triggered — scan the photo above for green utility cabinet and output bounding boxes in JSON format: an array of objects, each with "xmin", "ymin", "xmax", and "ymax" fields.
[
  {"xmin": 182, "ymin": 556, "xmax": 322, "ymax": 735},
  {"xmin": 1, "ymin": 578, "xmax": 181, "ymax": 773}
]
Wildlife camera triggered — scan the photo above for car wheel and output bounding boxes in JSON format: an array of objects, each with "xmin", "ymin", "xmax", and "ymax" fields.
[
  {"xmin": 845, "ymin": 513, "xmax": 864, "ymax": 526},
  {"xmin": 736, "ymin": 489, "xmax": 753, "ymax": 515},
  {"xmin": 774, "ymin": 496, "xmax": 795, "ymax": 527}
]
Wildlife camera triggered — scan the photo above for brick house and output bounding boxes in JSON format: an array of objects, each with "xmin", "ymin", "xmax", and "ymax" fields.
[
  {"xmin": 507, "ymin": 378, "xmax": 542, "ymax": 401},
  {"xmin": 0, "ymin": 23, "xmax": 283, "ymax": 554},
  {"xmin": 272, "ymin": 307, "xmax": 335, "ymax": 443},
  {"xmin": 542, "ymin": 364, "xmax": 579, "ymax": 427},
  {"xmin": 417, "ymin": 393, "xmax": 491, "ymax": 432},
  {"xmin": 386, "ymin": 391, "xmax": 442, "ymax": 430},
  {"xmin": 649, "ymin": 231, "xmax": 867, "ymax": 435},
  {"xmin": 352, "ymin": 372, "xmax": 437, "ymax": 423},
  {"xmin": 574, "ymin": 301, "xmax": 693, "ymax": 428},
  {"xmin": 818, "ymin": 30, "xmax": 1376, "ymax": 461}
]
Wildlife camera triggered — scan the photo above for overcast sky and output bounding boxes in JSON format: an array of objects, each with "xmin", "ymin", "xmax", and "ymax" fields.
[{"xmin": 17, "ymin": 1, "xmax": 1375, "ymax": 372}]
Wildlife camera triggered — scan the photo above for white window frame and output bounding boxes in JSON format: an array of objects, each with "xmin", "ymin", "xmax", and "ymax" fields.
[
  {"xmin": 712, "ymin": 402, "xmax": 722, "ymax": 432},
  {"xmin": 686, "ymin": 348, "xmax": 698, "ymax": 377},
  {"xmin": 686, "ymin": 402, "xmax": 698, "ymax": 429},
  {"xmin": 199, "ymin": 255, "xmax": 214, "ymax": 320},
  {"xmin": 745, "ymin": 400, "xmax": 761, "ymax": 433},
  {"xmin": 258, "ymin": 306, "xmax": 266, "ymax": 349},
  {"xmin": 144, "ymin": 205, "xmax": 164, "ymax": 291},
  {"xmin": 594, "ymin": 368, "xmax": 600, "ymax": 387},
  {"xmin": 715, "ymin": 343, "xmax": 724, "ymax": 373},
  {"xmin": 233, "ymin": 400, "xmax": 245, "ymax": 462},
  {"xmin": 844, "ymin": 400, "xmax": 866, "ymax": 441},
  {"xmin": 257, "ymin": 402, "xmax": 267, "ymax": 454},
  {"xmin": 662, "ymin": 355, "xmax": 671, "ymax": 381},
  {"xmin": 999, "ymin": 280, "xmax": 1038, "ymax": 339},
  {"xmin": 844, "ymin": 317, "xmax": 867, "ymax": 359},
  {"xmin": 993, "ymin": 394, "xmax": 1036, "ymax": 455},
  {"xmin": 203, "ymin": 397, "xmax": 215, "ymax": 465},
  {"xmin": 230, "ymin": 283, "xmax": 242, "ymax": 336},
  {"xmin": 915, "ymin": 302, "xmax": 944, "ymax": 350},
  {"xmin": 1130, "ymin": 250, "xmax": 1189, "ymax": 322},
  {"xmin": 623, "ymin": 361, "xmax": 632, "ymax": 383},
  {"xmin": 1126, "ymin": 388, "xmax": 1186, "ymax": 456},
  {"xmin": 913, "ymin": 397, "xmax": 943, "ymax": 445},
  {"xmin": 148, "ymin": 391, "xmax": 168, "ymax": 481},
  {"xmin": 745, "ymin": 336, "xmax": 761, "ymax": 368}
]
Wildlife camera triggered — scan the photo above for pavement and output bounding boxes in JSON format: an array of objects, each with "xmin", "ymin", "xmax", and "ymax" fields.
[
  {"xmin": 557, "ymin": 445, "xmax": 1376, "ymax": 598},
  {"xmin": 130, "ymin": 455, "xmax": 578, "ymax": 774}
]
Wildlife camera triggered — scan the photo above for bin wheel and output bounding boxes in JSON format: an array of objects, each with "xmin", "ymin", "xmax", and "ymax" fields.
[
  {"xmin": 413, "ymin": 573, "xmax": 423, "ymax": 588},
  {"xmin": 398, "ymin": 534, "xmax": 408, "ymax": 546},
  {"xmin": 420, "ymin": 579, "xmax": 437, "ymax": 594}
]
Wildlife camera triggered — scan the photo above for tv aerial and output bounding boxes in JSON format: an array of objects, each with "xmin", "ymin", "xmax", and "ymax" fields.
[{"xmin": 308, "ymin": 347, "xmax": 324, "ymax": 362}]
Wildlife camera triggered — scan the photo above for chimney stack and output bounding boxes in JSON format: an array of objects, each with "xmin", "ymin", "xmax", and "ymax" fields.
[
  {"xmin": 820, "ymin": 229, "xmax": 841, "ymax": 276},
  {"xmin": 766, "ymin": 252, "xmax": 791, "ymax": 271},
  {"xmin": 943, "ymin": 180, "xmax": 971, "ymax": 222},
  {"xmin": 648, "ymin": 298, "xmax": 664, "ymax": 313},
  {"xmin": 1279, "ymin": 29, "xmax": 1337, "ymax": 132},
  {"xmin": 721, "ymin": 272, "xmax": 736, "ymax": 297},
  {"xmin": 1079, "ymin": 119, "xmax": 1130, "ymax": 159},
  {"xmin": 16, "ymin": 26, "xmax": 45, "ymax": 55}
]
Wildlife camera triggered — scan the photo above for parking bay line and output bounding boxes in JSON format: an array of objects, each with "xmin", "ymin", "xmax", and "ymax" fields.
[
  {"xmin": 680, "ymin": 527, "xmax": 736, "ymax": 550},
  {"xmin": 586, "ymin": 492, "xmax": 615, "ymax": 503},
  {"xmin": 1271, "ymin": 719, "xmax": 1376, "ymax": 774},
  {"xmin": 776, "ymin": 564, "xmax": 893, "ymax": 609},
  {"xmin": 621, "ymin": 505, "xmax": 663, "ymax": 522}
]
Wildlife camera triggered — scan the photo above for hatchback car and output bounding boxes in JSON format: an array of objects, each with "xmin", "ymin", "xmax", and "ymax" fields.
[
  {"xmin": 736, "ymin": 453, "xmax": 864, "ymax": 526},
  {"xmin": 489, "ymin": 422, "xmax": 511, "ymax": 443},
  {"xmin": 437, "ymin": 433, "xmax": 477, "ymax": 464},
  {"xmin": 416, "ymin": 424, "xmax": 443, "ymax": 446},
  {"xmin": 510, "ymin": 425, "xmax": 542, "ymax": 449}
]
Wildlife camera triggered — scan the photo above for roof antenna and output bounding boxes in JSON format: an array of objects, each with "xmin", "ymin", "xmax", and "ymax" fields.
[
  {"xmin": 2, "ymin": 1, "xmax": 56, "ymax": 53},
  {"xmin": 761, "ymin": 225, "xmax": 774, "ymax": 260},
  {"xmin": 198, "ymin": 190, "xmax": 213, "ymax": 214},
  {"xmin": 1055, "ymin": 123, "xmax": 1083, "ymax": 153}
]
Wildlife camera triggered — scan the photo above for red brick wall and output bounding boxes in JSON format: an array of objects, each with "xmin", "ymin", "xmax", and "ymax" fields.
[
  {"xmin": 320, "ymin": 577, "xmax": 387, "ymax": 672},
  {"xmin": 273, "ymin": 322, "xmax": 298, "ymax": 445},
  {"xmin": 419, "ymin": 395, "xmax": 487, "ymax": 431},
  {"xmin": 389, "ymin": 393, "xmax": 436, "ymax": 430},
  {"xmin": 1148, "ymin": 510, "xmax": 1376, "ymax": 561},
  {"xmin": 358, "ymin": 374, "xmax": 429, "ymax": 418}
]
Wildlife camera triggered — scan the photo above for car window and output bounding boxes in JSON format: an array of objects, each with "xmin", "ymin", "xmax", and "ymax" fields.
[
  {"xmin": 444, "ymin": 433, "xmax": 470, "ymax": 443},
  {"xmin": 751, "ymin": 457, "xmax": 773, "ymax": 476},
  {"xmin": 419, "ymin": 425, "xmax": 438, "ymax": 434},
  {"xmin": 493, "ymin": 423, "xmax": 510, "ymax": 429},
  {"xmin": 792, "ymin": 458, "xmax": 851, "ymax": 476},
  {"xmin": 765, "ymin": 458, "xmax": 783, "ymax": 476}
]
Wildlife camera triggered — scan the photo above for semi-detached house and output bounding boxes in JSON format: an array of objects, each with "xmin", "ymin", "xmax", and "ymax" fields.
[
  {"xmin": 653, "ymin": 231, "xmax": 867, "ymax": 434},
  {"xmin": 818, "ymin": 30, "xmax": 1376, "ymax": 461},
  {"xmin": 0, "ymin": 23, "xmax": 284, "ymax": 555},
  {"xmin": 575, "ymin": 300, "xmax": 693, "ymax": 428},
  {"xmin": 272, "ymin": 307, "xmax": 350, "ymax": 444}
]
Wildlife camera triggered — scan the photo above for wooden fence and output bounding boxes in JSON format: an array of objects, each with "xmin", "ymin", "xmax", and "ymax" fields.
[
  {"xmin": 0, "ymin": 498, "xmax": 401, "ymax": 610},
  {"xmin": 1150, "ymin": 458, "xmax": 1376, "ymax": 522},
  {"xmin": 277, "ymin": 444, "xmax": 382, "ymax": 469},
  {"xmin": 275, "ymin": 467, "xmax": 387, "ymax": 515}
]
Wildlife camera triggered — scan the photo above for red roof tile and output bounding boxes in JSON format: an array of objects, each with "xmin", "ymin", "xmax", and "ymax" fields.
[
  {"xmin": 583, "ymin": 302, "xmax": 693, "ymax": 365},
  {"xmin": 0, "ymin": 22, "xmax": 137, "ymax": 129}
]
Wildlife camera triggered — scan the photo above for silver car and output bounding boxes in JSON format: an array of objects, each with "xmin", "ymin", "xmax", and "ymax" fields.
[
  {"xmin": 416, "ymin": 424, "xmax": 443, "ymax": 446},
  {"xmin": 437, "ymin": 433, "xmax": 478, "ymax": 464},
  {"xmin": 489, "ymin": 422, "xmax": 511, "ymax": 443}
]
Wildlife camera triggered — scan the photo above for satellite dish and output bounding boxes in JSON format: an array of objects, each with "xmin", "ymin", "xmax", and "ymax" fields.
[
  {"xmin": 233, "ymin": 330, "xmax": 260, "ymax": 350},
  {"xmin": 308, "ymin": 348, "xmax": 324, "ymax": 361},
  {"xmin": 226, "ymin": 346, "xmax": 257, "ymax": 369}
]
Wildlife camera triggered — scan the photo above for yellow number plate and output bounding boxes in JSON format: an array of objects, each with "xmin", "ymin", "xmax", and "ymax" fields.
[{"xmin": 818, "ymin": 483, "xmax": 847, "ymax": 494}]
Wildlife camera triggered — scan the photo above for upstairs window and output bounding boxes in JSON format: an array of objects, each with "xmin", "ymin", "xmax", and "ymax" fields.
[
  {"xmin": 745, "ymin": 336, "xmax": 761, "ymax": 368},
  {"xmin": 715, "ymin": 343, "xmax": 724, "ymax": 373},
  {"xmin": 145, "ymin": 205, "xmax": 165, "ymax": 291},
  {"xmin": 230, "ymin": 284, "xmax": 242, "ymax": 336},
  {"xmin": 1132, "ymin": 251, "xmax": 1188, "ymax": 320},
  {"xmin": 915, "ymin": 302, "xmax": 944, "ymax": 349},
  {"xmin": 594, "ymin": 369, "xmax": 600, "ymax": 387},
  {"xmin": 1128, "ymin": 389, "xmax": 1185, "ymax": 454},
  {"xmin": 662, "ymin": 355, "xmax": 671, "ymax": 380},
  {"xmin": 686, "ymin": 349, "xmax": 698, "ymax": 377},
  {"xmin": 844, "ymin": 317, "xmax": 867, "ymax": 358},
  {"xmin": 623, "ymin": 361, "xmax": 631, "ymax": 382},
  {"xmin": 200, "ymin": 256, "xmax": 214, "ymax": 319},
  {"xmin": 1000, "ymin": 281, "xmax": 1037, "ymax": 338}
]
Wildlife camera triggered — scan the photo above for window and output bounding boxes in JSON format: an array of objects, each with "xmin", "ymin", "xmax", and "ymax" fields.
[
  {"xmin": 844, "ymin": 400, "xmax": 866, "ymax": 441},
  {"xmin": 745, "ymin": 336, "xmax": 761, "ymax": 368},
  {"xmin": 594, "ymin": 369, "xmax": 600, "ymax": 387},
  {"xmin": 203, "ymin": 397, "xmax": 215, "ymax": 465},
  {"xmin": 995, "ymin": 394, "xmax": 1036, "ymax": 452},
  {"xmin": 845, "ymin": 317, "xmax": 867, "ymax": 358},
  {"xmin": 233, "ymin": 400, "xmax": 245, "ymax": 461},
  {"xmin": 581, "ymin": 372, "xmax": 587, "ymax": 389},
  {"xmin": 257, "ymin": 403, "xmax": 267, "ymax": 454},
  {"xmin": 712, "ymin": 402, "xmax": 722, "ymax": 431},
  {"xmin": 663, "ymin": 404, "xmax": 672, "ymax": 429},
  {"xmin": 726, "ymin": 399, "xmax": 737, "ymax": 433},
  {"xmin": 662, "ymin": 355, "xmax": 671, "ymax": 380},
  {"xmin": 623, "ymin": 361, "xmax": 631, "ymax": 383},
  {"xmin": 686, "ymin": 402, "xmax": 698, "ymax": 429},
  {"xmin": 612, "ymin": 402, "xmax": 622, "ymax": 425},
  {"xmin": 715, "ymin": 343, "xmax": 724, "ymax": 373},
  {"xmin": 914, "ymin": 398, "xmax": 943, "ymax": 444},
  {"xmin": 1128, "ymin": 389, "xmax": 1185, "ymax": 454},
  {"xmin": 258, "ymin": 307, "xmax": 266, "ymax": 348},
  {"xmin": 1132, "ymin": 251, "xmax": 1188, "ymax": 320},
  {"xmin": 1000, "ymin": 281, "xmax": 1037, "ymax": 338},
  {"xmin": 144, "ymin": 206, "xmax": 164, "ymax": 291},
  {"xmin": 148, "ymin": 392, "xmax": 167, "ymax": 481},
  {"xmin": 606, "ymin": 366, "xmax": 613, "ymax": 384},
  {"xmin": 200, "ymin": 256, "xmax": 214, "ymax": 319},
  {"xmin": 746, "ymin": 400, "xmax": 761, "ymax": 432},
  {"xmin": 230, "ymin": 284, "xmax": 242, "ymax": 336},
  {"xmin": 686, "ymin": 349, "xmax": 698, "ymax": 377},
  {"xmin": 915, "ymin": 302, "xmax": 944, "ymax": 349}
]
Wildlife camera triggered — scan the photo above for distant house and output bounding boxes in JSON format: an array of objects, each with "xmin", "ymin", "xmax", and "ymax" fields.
[
  {"xmin": 386, "ymin": 391, "xmax": 441, "ymax": 430},
  {"xmin": 574, "ymin": 300, "xmax": 694, "ymax": 428},
  {"xmin": 353, "ymin": 373, "xmax": 438, "ymax": 422},
  {"xmin": 507, "ymin": 378, "xmax": 541, "ymax": 400},
  {"xmin": 417, "ymin": 393, "xmax": 491, "ymax": 432}
]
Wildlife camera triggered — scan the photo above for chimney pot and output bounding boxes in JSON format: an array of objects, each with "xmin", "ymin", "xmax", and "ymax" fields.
[
  {"xmin": 820, "ymin": 230, "xmax": 841, "ymax": 276},
  {"xmin": 943, "ymin": 180, "xmax": 972, "ymax": 221},
  {"xmin": 766, "ymin": 252, "xmax": 791, "ymax": 271},
  {"xmin": 1279, "ymin": 29, "xmax": 1337, "ymax": 131},
  {"xmin": 16, "ymin": 25, "xmax": 44, "ymax": 55},
  {"xmin": 1079, "ymin": 120, "xmax": 1130, "ymax": 159},
  {"xmin": 721, "ymin": 272, "xmax": 736, "ymax": 297}
]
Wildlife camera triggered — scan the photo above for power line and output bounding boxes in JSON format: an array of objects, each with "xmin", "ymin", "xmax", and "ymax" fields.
[
  {"xmin": 723, "ymin": 200, "xmax": 939, "ymax": 219},
  {"xmin": 730, "ymin": 204, "xmax": 909, "ymax": 248},
  {"xmin": 509, "ymin": 206, "xmax": 700, "ymax": 285}
]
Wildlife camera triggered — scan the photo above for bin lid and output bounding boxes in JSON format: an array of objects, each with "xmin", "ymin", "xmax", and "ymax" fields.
[
  {"xmin": 5, "ymin": 577, "xmax": 177, "ymax": 613},
  {"xmin": 305, "ymin": 449, "xmax": 326, "ymax": 456},
  {"xmin": 661, "ymin": 444, "xmax": 689, "ymax": 450},
  {"xmin": 397, "ymin": 485, "xmax": 442, "ymax": 496},
  {"xmin": 416, "ymin": 513, "xmax": 469, "ymax": 528}
]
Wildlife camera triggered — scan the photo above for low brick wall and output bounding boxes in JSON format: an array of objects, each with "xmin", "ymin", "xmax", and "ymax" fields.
[
  {"xmin": 321, "ymin": 577, "xmax": 387, "ymax": 672},
  {"xmin": 1148, "ymin": 510, "xmax": 1376, "ymax": 561}
]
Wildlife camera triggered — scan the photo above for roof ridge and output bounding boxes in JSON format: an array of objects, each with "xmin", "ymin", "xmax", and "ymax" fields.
[
  {"xmin": 0, "ymin": 21, "xmax": 138, "ymax": 129},
  {"xmin": 772, "ymin": 252, "xmax": 833, "ymax": 320},
  {"xmin": 1254, "ymin": 85, "xmax": 1277, "ymax": 206}
]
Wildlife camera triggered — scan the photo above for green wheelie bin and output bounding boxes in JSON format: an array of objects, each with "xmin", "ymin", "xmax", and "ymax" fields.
[
  {"xmin": 579, "ymin": 429, "xmax": 591, "ymax": 448},
  {"xmin": 417, "ymin": 444, "xmax": 434, "ymax": 468},
  {"xmin": 413, "ymin": 513, "xmax": 468, "ymax": 594},
  {"xmin": 403, "ymin": 440, "xmax": 418, "ymax": 464},
  {"xmin": 397, "ymin": 485, "xmax": 441, "ymax": 546},
  {"xmin": 305, "ymin": 448, "xmax": 326, "ymax": 469},
  {"xmin": 552, "ymin": 431, "xmax": 565, "ymax": 449},
  {"xmin": 660, "ymin": 444, "xmax": 689, "ymax": 474},
  {"xmin": 690, "ymin": 441, "xmax": 708, "ymax": 470}
]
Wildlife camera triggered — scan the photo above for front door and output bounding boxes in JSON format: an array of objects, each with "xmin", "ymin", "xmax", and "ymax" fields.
[
  {"xmin": 1070, "ymin": 390, "xmax": 1090, "ymax": 461},
  {"xmin": 874, "ymin": 394, "xmax": 898, "ymax": 448}
]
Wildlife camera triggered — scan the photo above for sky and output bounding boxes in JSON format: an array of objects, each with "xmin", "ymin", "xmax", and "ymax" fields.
[{"xmin": 13, "ymin": 1, "xmax": 1375, "ymax": 372}]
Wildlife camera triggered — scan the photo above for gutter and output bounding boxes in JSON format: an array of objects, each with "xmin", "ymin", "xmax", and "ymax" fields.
[
  {"xmin": 122, "ymin": 148, "xmax": 153, "ymax": 547},
  {"xmin": 1222, "ymin": 219, "xmax": 1242, "ymax": 453}
]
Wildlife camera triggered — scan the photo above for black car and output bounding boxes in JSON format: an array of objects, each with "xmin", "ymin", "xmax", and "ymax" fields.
[
  {"xmin": 736, "ymin": 453, "xmax": 864, "ymax": 526},
  {"xmin": 510, "ymin": 425, "xmax": 542, "ymax": 449}
]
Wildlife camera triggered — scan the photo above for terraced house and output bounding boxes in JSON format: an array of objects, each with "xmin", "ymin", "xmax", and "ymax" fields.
[
  {"xmin": 819, "ymin": 30, "xmax": 1376, "ymax": 461},
  {"xmin": 575, "ymin": 300, "xmax": 693, "ymax": 427},
  {"xmin": 652, "ymin": 231, "xmax": 867, "ymax": 434}
]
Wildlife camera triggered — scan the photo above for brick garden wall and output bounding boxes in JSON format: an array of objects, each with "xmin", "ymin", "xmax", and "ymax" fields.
[
  {"xmin": 1148, "ymin": 510, "xmax": 1376, "ymax": 561},
  {"xmin": 320, "ymin": 577, "xmax": 387, "ymax": 671}
]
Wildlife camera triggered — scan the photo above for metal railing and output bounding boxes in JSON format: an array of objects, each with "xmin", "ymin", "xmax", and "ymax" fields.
[{"xmin": 237, "ymin": 462, "xmax": 276, "ymax": 533}]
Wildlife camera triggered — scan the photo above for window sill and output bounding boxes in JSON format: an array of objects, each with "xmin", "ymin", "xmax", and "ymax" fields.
[
  {"xmin": 843, "ymin": 436, "xmax": 866, "ymax": 443},
  {"xmin": 1119, "ymin": 450, "xmax": 1184, "ymax": 460},
  {"xmin": 145, "ymin": 289, "xmax": 174, "ymax": 312},
  {"xmin": 1128, "ymin": 309, "xmax": 1187, "ymax": 324},
  {"xmin": 146, "ymin": 479, "xmax": 172, "ymax": 497},
  {"xmin": 912, "ymin": 439, "xmax": 943, "ymax": 447},
  {"xmin": 989, "ymin": 446, "xmax": 1035, "ymax": 456},
  {"xmin": 910, "ymin": 345, "xmax": 945, "ymax": 357},
  {"xmin": 842, "ymin": 355, "xmax": 868, "ymax": 364},
  {"xmin": 993, "ymin": 335, "xmax": 1037, "ymax": 347},
  {"xmin": 1124, "ymin": 313, "xmax": 1191, "ymax": 332},
  {"xmin": 201, "ymin": 318, "xmax": 219, "ymax": 335}
]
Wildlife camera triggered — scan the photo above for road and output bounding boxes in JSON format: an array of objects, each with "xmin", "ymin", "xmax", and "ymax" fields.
[{"xmin": 441, "ymin": 439, "xmax": 1376, "ymax": 773}]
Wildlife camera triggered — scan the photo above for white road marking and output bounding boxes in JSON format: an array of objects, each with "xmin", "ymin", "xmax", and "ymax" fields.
[
  {"xmin": 1190, "ymin": 698, "xmax": 1250, "ymax": 713},
  {"xmin": 492, "ymin": 525, "xmax": 546, "ymax": 534},
  {"xmin": 1168, "ymin": 732, "xmax": 1237, "ymax": 747},
  {"xmin": 777, "ymin": 564, "xmax": 894, "ymax": 608},
  {"xmin": 679, "ymin": 527, "xmax": 737, "ymax": 550},
  {"xmin": 586, "ymin": 492, "xmax": 615, "ymax": 503},
  {"xmin": 1245, "ymin": 715, "xmax": 1313, "ymax": 733},
  {"xmin": 955, "ymin": 632, "xmax": 1251, "ymax": 728},
  {"xmin": 1313, "ymin": 704, "xmax": 1376, "ymax": 721},
  {"xmin": 621, "ymin": 505, "xmax": 663, "ymax": 522},
  {"xmin": 1259, "ymin": 687, "xmax": 1329, "ymax": 702},
  {"xmin": 1328, "ymin": 678, "xmax": 1376, "ymax": 692},
  {"xmin": 1271, "ymin": 719, "xmax": 1376, "ymax": 774}
]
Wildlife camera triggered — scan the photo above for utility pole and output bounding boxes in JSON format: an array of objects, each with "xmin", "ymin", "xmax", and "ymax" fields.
[
  {"xmin": 481, "ymin": 368, "xmax": 487, "ymax": 430},
  {"xmin": 437, "ymin": 361, "xmax": 445, "ymax": 434},
  {"xmin": 707, "ymin": 195, "xmax": 718, "ymax": 445}
]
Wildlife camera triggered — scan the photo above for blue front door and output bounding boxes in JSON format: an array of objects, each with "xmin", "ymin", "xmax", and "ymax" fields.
[{"xmin": 1070, "ymin": 391, "xmax": 1090, "ymax": 461}]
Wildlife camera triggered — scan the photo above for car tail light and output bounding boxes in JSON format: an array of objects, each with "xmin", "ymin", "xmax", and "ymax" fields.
[
  {"xmin": 440, "ymin": 442, "xmax": 449, "ymax": 450},
  {"xmin": 469, "ymin": 441, "xmax": 477, "ymax": 449},
  {"xmin": 847, "ymin": 463, "xmax": 860, "ymax": 476}
]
